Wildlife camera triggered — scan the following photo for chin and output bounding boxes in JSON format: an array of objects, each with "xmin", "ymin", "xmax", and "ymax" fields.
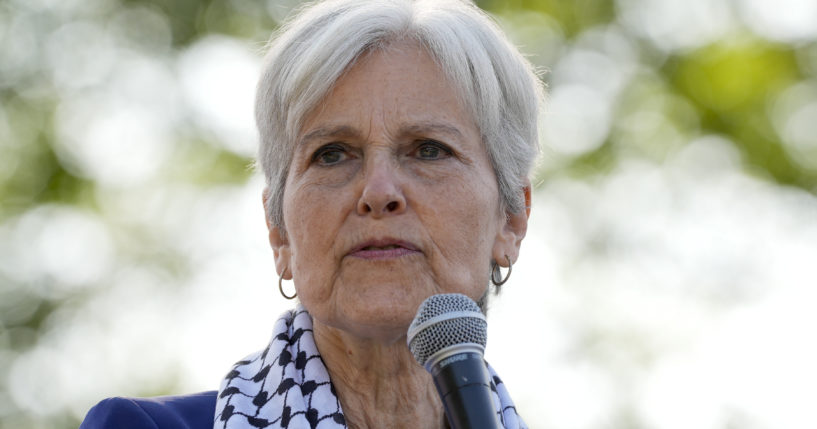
[
  {"xmin": 331, "ymin": 292, "xmax": 426, "ymax": 343},
  {"xmin": 302, "ymin": 274, "xmax": 446, "ymax": 342},
  {"xmin": 345, "ymin": 320, "xmax": 414, "ymax": 345}
]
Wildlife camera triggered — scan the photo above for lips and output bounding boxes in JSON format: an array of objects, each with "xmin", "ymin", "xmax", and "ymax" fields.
[
  {"xmin": 349, "ymin": 238, "xmax": 421, "ymax": 259},
  {"xmin": 362, "ymin": 244, "xmax": 401, "ymax": 250}
]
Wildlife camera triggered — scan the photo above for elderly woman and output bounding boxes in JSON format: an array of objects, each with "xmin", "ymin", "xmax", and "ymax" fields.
[{"xmin": 80, "ymin": 0, "xmax": 542, "ymax": 428}]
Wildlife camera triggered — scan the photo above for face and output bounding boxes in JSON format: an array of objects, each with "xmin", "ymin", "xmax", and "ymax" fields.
[{"xmin": 268, "ymin": 42, "xmax": 528, "ymax": 342}]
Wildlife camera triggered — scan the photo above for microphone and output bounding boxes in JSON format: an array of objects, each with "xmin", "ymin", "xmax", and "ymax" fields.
[{"xmin": 407, "ymin": 293, "xmax": 502, "ymax": 429}]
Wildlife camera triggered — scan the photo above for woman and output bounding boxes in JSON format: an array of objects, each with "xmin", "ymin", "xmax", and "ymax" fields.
[{"xmin": 81, "ymin": 0, "xmax": 543, "ymax": 427}]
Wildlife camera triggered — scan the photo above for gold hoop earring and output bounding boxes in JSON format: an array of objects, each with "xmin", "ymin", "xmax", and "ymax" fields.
[
  {"xmin": 491, "ymin": 255, "xmax": 512, "ymax": 286},
  {"xmin": 278, "ymin": 269, "xmax": 297, "ymax": 300}
]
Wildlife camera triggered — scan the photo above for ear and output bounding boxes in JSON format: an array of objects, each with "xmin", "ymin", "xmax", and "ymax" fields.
[
  {"xmin": 263, "ymin": 188, "xmax": 292, "ymax": 280},
  {"xmin": 492, "ymin": 180, "xmax": 531, "ymax": 267}
]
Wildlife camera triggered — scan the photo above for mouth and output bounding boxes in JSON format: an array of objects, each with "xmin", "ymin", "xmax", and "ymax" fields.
[
  {"xmin": 349, "ymin": 239, "xmax": 421, "ymax": 259},
  {"xmin": 362, "ymin": 244, "xmax": 402, "ymax": 250}
]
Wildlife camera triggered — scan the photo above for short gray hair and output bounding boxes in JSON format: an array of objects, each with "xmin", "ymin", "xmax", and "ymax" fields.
[{"xmin": 257, "ymin": 0, "xmax": 544, "ymax": 228}]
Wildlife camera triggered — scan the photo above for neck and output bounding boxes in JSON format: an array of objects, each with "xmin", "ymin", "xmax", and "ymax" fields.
[{"xmin": 313, "ymin": 319, "xmax": 445, "ymax": 429}]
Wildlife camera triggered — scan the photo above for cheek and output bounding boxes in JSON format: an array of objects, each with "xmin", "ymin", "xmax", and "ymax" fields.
[
  {"xmin": 439, "ymin": 174, "xmax": 502, "ymax": 235},
  {"xmin": 285, "ymin": 178, "xmax": 352, "ymax": 239},
  {"xmin": 288, "ymin": 226, "xmax": 337, "ymax": 304},
  {"xmin": 282, "ymin": 187, "xmax": 345, "ymax": 288},
  {"xmin": 420, "ymin": 174, "xmax": 502, "ymax": 275}
]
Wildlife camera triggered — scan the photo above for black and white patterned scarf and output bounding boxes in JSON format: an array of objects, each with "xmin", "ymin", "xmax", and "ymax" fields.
[{"xmin": 214, "ymin": 305, "xmax": 527, "ymax": 428}]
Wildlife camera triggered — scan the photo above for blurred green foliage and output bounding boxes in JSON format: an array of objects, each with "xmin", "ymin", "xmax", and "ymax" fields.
[
  {"xmin": 667, "ymin": 37, "xmax": 813, "ymax": 186},
  {"xmin": 479, "ymin": 0, "xmax": 616, "ymax": 36}
]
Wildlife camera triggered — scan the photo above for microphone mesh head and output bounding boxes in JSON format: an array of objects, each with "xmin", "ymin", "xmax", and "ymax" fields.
[{"xmin": 407, "ymin": 293, "xmax": 487, "ymax": 366}]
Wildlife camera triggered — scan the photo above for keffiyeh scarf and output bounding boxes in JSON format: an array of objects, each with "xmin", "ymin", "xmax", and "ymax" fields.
[{"xmin": 214, "ymin": 305, "xmax": 526, "ymax": 428}]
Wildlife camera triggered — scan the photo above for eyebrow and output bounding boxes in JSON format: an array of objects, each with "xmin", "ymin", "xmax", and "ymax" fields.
[
  {"xmin": 299, "ymin": 125, "xmax": 360, "ymax": 146},
  {"xmin": 298, "ymin": 122, "xmax": 465, "ymax": 146},
  {"xmin": 399, "ymin": 122, "xmax": 464, "ymax": 140}
]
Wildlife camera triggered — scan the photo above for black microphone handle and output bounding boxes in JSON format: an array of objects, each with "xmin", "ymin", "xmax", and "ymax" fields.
[{"xmin": 431, "ymin": 351, "xmax": 502, "ymax": 429}]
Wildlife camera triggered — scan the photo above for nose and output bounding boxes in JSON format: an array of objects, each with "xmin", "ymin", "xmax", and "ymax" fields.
[{"xmin": 357, "ymin": 160, "xmax": 406, "ymax": 217}]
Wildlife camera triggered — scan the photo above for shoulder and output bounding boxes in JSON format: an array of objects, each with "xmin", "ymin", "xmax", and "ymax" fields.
[{"xmin": 79, "ymin": 391, "xmax": 217, "ymax": 429}]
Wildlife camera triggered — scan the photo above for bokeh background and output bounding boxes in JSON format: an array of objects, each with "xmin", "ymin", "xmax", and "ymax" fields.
[{"xmin": 2, "ymin": 0, "xmax": 816, "ymax": 427}]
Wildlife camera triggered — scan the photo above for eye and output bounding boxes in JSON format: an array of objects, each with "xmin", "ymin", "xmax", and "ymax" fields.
[
  {"xmin": 414, "ymin": 140, "xmax": 452, "ymax": 160},
  {"xmin": 311, "ymin": 144, "xmax": 348, "ymax": 166}
]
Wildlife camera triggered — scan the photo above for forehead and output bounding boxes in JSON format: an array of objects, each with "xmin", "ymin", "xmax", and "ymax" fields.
[{"xmin": 298, "ymin": 41, "xmax": 479, "ymax": 139}]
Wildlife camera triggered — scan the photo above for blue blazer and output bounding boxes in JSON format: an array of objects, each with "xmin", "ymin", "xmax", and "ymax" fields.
[{"xmin": 79, "ymin": 391, "xmax": 217, "ymax": 429}]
